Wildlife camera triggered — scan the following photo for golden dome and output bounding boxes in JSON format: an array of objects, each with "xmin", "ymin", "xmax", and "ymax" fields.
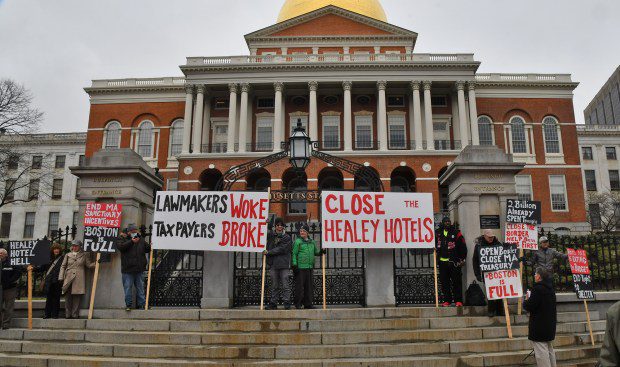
[{"xmin": 277, "ymin": 0, "xmax": 387, "ymax": 23}]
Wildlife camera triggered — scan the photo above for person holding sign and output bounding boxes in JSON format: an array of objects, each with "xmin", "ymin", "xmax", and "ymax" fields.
[
  {"xmin": 524, "ymin": 268, "xmax": 558, "ymax": 367},
  {"xmin": 41, "ymin": 243, "xmax": 64, "ymax": 319},
  {"xmin": 117, "ymin": 224, "xmax": 151, "ymax": 311},
  {"xmin": 473, "ymin": 230, "xmax": 504, "ymax": 317},
  {"xmin": 263, "ymin": 218, "xmax": 293, "ymax": 310},
  {"xmin": 59, "ymin": 240, "xmax": 95, "ymax": 319},
  {"xmin": 524, "ymin": 237, "xmax": 568, "ymax": 279},
  {"xmin": 292, "ymin": 224, "xmax": 325, "ymax": 309},
  {"xmin": 435, "ymin": 217, "xmax": 467, "ymax": 307}
]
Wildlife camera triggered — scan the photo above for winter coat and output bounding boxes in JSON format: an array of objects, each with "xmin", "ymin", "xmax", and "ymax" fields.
[
  {"xmin": 59, "ymin": 251, "xmax": 95, "ymax": 295},
  {"xmin": 1, "ymin": 263, "xmax": 22, "ymax": 290},
  {"xmin": 292, "ymin": 237, "xmax": 320, "ymax": 270},
  {"xmin": 117, "ymin": 237, "xmax": 150, "ymax": 274},
  {"xmin": 266, "ymin": 231, "xmax": 292, "ymax": 270},
  {"xmin": 523, "ymin": 280, "xmax": 557, "ymax": 342},
  {"xmin": 435, "ymin": 225, "xmax": 467, "ymax": 264},
  {"xmin": 472, "ymin": 235, "xmax": 502, "ymax": 282},
  {"xmin": 529, "ymin": 247, "xmax": 568, "ymax": 273},
  {"xmin": 42, "ymin": 254, "xmax": 64, "ymax": 294},
  {"xmin": 599, "ymin": 301, "xmax": 620, "ymax": 366}
]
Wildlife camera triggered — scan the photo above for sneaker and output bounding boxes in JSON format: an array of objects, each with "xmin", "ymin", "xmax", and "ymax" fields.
[
  {"xmin": 441, "ymin": 302, "xmax": 451, "ymax": 307},
  {"xmin": 284, "ymin": 304, "xmax": 291, "ymax": 310},
  {"xmin": 125, "ymin": 307, "xmax": 132, "ymax": 312},
  {"xmin": 455, "ymin": 302, "xmax": 463, "ymax": 307}
]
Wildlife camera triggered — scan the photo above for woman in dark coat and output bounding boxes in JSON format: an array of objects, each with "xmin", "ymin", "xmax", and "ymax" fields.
[
  {"xmin": 42, "ymin": 243, "xmax": 64, "ymax": 319},
  {"xmin": 523, "ymin": 267, "xmax": 557, "ymax": 367}
]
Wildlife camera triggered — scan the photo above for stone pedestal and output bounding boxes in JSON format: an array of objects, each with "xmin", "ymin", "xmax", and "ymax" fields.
[
  {"xmin": 70, "ymin": 149, "xmax": 163, "ymax": 309},
  {"xmin": 439, "ymin": 146, "xmax": 525, "ymax": 286},
  {"xmin": 201, "ymin": 252, "xmax": 234, "ymax": 308},
  {"xmin": 365, "ymin": 249, "xmax": 395, "ymax": 307}
]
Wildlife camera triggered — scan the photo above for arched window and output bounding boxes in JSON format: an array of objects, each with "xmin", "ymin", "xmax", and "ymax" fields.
[
  {"xmin": 510, "ymin": 116, "xmax": 527, "ymax": 153},
  {"xmin": 543, "ymin": 116, "xmax": 560, "ymax": 154},
  {"xmin": 477, "ymin": 116, "xmax": 493, "ymax": 146},
  {"xmin": 137, "ymin": 121, "xmax": 154, "ymax": 158},
  {"xmin": 318, "ymin": 168, "xmax": 344, "ymax": 190},
  {"xmin": 283, "ymin": 169, "xmax": 307, "ymax": 215},
  {"xmin": 104, "ymin": 121, "xmax": 121, "ymax": 149},
  {"xmin": 390, "ymin": 167, "xmax": 416, "ymax": 192},
  {"xmin": 169, "ymin": 119, "xmax": 184, "ymax": 156}
]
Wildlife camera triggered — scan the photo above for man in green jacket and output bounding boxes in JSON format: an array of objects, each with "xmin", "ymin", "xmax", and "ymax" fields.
[
  {"xmin": 599, "ymin": 301, "xmax": 620, "ymax": 366},
  {"xmin": 292, "ymin": 224, "xmax": 324, "ymax": 309}
]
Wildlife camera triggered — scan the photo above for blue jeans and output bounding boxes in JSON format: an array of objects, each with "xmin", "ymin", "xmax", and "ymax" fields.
[{"xmin": 122, "ymin": 272, "xmax": 145, "ymax": 308}]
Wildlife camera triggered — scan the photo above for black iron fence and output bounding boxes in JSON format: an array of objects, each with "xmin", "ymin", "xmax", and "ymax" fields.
[{"xmin": 393, "ymin": 249, "xmax": 438, "ymax": 305}]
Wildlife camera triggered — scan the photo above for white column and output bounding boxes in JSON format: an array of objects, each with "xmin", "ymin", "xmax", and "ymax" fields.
[
  {"xmin": 343, "ymin": 81, "xmax": 353, "ymax": 151},
  {"xmin": 238, "ymin": 83, "xmax": 250, "ymax": 153},
  {"xmin": 377, "ymin": 81, "xmax": 388, "ymax": 151},
  {"xmin": 309, "ymin": 81, "xmax": 318, "ymax": 141},
  {"xmin": 456, "ymin": 81, "xmax": 469, "ymax": 149},
  {"xmin": 181, "ymin": 85, "xmax": 194, "ymax": 154},
  {"xmin": 411, "ymin": 81, "xmax": 423, "ymax": 150},
  {"xmin": 191, "ymin": 85, "xmax": 205, "ymax": 154},
  {"xmin": 202, "ymin": 96, "xmax": 211, "ymax": 153},
  {"xmin": 423, "ymin": 81, "xmax": 434, "ymax": 150},
  {"xmin": 226, "ymin": 83, "xmax": 238, "ymax": 153},
  {"xmin": 468, "ymin": 82, "xmax": 480, "ymax": 145},
  {"xmin": 273, "ymin": 82, "xmax": 284, "ymax": 152}
]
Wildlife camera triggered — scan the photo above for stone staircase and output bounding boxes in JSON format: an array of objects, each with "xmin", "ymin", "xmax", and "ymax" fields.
[{"xmin": 0, "ymin": 306, "xmax": 603, "ymax": 366}]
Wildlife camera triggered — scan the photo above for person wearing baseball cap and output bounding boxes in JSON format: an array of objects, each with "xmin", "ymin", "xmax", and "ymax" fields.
[{"xmin": 525, "ymin": 236, "xmax": 568, "ymax": 278}]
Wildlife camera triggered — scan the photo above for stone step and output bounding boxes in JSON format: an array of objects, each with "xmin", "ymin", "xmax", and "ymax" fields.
[
  {"xmin": 557, "ymin": 359, "xmax": 599, "ymax": 367},
  {"xmin": 459, "ymin": 345, "xmax": 601, "ymax": 366},
  {"xmin": 575, "ymin": 331, "xmax": 606, "ymax": 345}
]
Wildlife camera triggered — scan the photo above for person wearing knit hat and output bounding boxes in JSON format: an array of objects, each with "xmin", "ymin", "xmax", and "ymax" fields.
[
  {"xmin": 264, "ymin": 218, "xmax": 293, "ymax": 310},
  {"xmin": 292, "ymin": 223, "xmax": 325, "ymax": 309}
]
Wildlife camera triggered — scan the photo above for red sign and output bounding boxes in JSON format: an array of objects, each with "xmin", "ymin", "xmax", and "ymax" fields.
[
  {"xmin": 567, "ymin": 248, "xmax": 590, "ymax": 275},
  {"xmin": 84, "ymin": 203, "xmax": 123, "ymax": 228}
]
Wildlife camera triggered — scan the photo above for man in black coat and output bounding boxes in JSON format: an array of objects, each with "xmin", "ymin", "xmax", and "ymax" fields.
[
  {"xmin": 524, "ymin": 267, "xmax": 557, "ymax": 367},
  {"xmin": 0, "ymin": 248, "xmax": 6, "ymax": 325},
  {"xmin": 263, "ymin": 218, "xmax": 292, "ymax": 310},
  {"xmin": 473, "ymin": 229, "xmax": 505, "ymax": 317},
  {"xmin": 435, "ymin": 217, "xmax": 467, "ymax": 307},
  {"xmin": 117, "ymin": 224, "xmax": 151, "ymax": 311},
  {"xmin": 1, "ymin": 254, "xmax": 23, "ymax": 329}
]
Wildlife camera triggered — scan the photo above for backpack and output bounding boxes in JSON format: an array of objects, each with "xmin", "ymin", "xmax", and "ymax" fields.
[{"xmin": 465, "ymin": 281, "xmax": 487, "ymax": 306}]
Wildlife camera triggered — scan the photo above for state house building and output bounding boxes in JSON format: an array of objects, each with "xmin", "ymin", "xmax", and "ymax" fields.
[{"xmin": 84, "ymin": 0, "xmax": 588, "ymax": 231}]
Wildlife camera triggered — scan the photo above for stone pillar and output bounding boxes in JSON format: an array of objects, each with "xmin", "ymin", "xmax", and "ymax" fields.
[
  {"xmin": 308, "ymin": 81, "xmax": 318, "ymax": 141},
  {"xmin": 202, "ymin": 252, "xmax": 234, "ymax": 308},
  {"xmin": 411, "ymin": 81, "xmax": 423, "ymax": 150},
  {"xmin": 456, "ymin": 81, "xmax": 469, "ymax": 148},
  {"xmin": 365, "ymin": 249, "xmax": 395, "ymax": 306},
  {"xmin": 191, "ymin": 85, "xmax": 205, "ymax": 154},
  {"xmin": 71, "ymin": 149, "xmax": 163, "ymax": 309},
  {"xmin": 181, "ymin": 85, "xmax": 194, "ymax": 154},
  {"xmin": 468, "ymin": 82, "xmax": 480, "ymax": 146},
  {"xmin": 202, "ymin": 95, "xmax": 211, "ymax": 153},
  {"xmin": 377, "ymin": 81, "xmax": 388, "ymax": 151},
  {"xmin": 423, "ymin": 81, "xmax": 434, "ymax": 150},
  {"xmin": 273, "ymin": 82, "xmax": 284, "ymax": 152},
  {"xmin": 238, "ymin": 83, "xmax": 250, "ymax": 153},
  {"xmin": 343, "ymin": 81, "xmax": 353, "ymax": 151},
  {"xmin": 226, "ymin": 83, "xmax": 238, "ymax": 153}
]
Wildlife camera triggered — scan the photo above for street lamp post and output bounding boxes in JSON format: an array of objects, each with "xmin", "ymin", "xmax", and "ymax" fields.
[{"xmin": 289, "ymin": 119, "xmax": 311, "ymax": 170}]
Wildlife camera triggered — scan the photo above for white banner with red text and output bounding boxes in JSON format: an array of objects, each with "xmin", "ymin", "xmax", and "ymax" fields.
[
  {"xmin": 484, "ymin": 269, "xmax": 524, "ymax": 300},
  {"xmin": 321, "ymin": 191, "xmax": 435, "ymax": 249},
  {"xmin": 504, "ymin": 223, "xmax": 538, "ymax": 250},
  {"xmin": 152, "ymin": 191, "xmax": 269, "ymax": 252}
]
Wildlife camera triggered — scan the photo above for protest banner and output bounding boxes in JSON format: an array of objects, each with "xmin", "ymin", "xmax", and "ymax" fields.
[
  {"xmin": 321, "ymin": 191, "xmax": 435, "ymax": 249},
  {"xmin": 505, "ymin": 223, "xmax": 538, "ymax": 251},
  {"xmin": 477, "ymin": 243, "xmax": 520, "ymax": 273},
  {"xmin": 567, "ymin": 248, "xmax": 595, "ymax": 345},
  {"xmin": 505, "ymin": 200, "xmax": 541, "ymax": 225},
  {"xmin": 484, "ymin": 269, "xmax": 523, "ymax": 339},
  {"xmin": 152, "ymin": 191, "xmax": 270, "ymax": 252},
  {"xmin": 83, "ymin": 203, "xmax": 122, "ymax": 253}
]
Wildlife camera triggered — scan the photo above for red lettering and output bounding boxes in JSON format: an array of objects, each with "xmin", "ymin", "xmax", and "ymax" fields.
[
  {"xmin": 326, "ymin": 194, "xmax": 338, "ymax": 214},
  {"xmin": 423, "ymin": 218, "xmax": 434, "ymax": 243},
  {"xmin": 375, "ymin": 194, "xmax": 385, "ymax": 215},
  {"xmin": 219, "ymin": 222, "xmax": 230, "ymax": 246},
  {"xmin": 339, "ymin": 195, "xmax": 349, "ymax": 214}
]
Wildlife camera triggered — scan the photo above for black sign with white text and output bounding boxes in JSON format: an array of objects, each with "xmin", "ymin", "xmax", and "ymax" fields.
[
  {"xmin": 6, "ymin": 239, "xmax": 51, "ymax": 267},
  {"xmin": 83, "ymin": 226, "xmax": 119, "ymax": 253},
  {"xmin": 573, "ymin": 274, "xmax": 595, "ymax": 300},
  {"xmin": 477, "ymin": 243, "xmax": 520, "ymax": 273},
  {"xmin": 506, "ymin": 200, "xmax": 541, "ymax": 225}
]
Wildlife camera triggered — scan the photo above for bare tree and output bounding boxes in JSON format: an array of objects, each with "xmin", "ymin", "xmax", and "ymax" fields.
[{"xmin": 586, "ymin": 191, "xmax": 620, "ymax": 233}]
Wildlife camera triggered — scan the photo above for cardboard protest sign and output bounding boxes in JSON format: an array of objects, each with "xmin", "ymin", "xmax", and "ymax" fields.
[
  {"xmin": 567, "ymin": 249, "xmax": 590, "ymax": 275},
  {"xmin": 506, "ymin": 200, "xmax": 541, "ymax": 225},
  {"xmin": 567, "ymin": 248, "xmax": 595, "ymax": 300},
  {"xmin": 477, "ymin": 243, "xmax": 520, "ymax": 273},
  {"xmin": 484, "ymin": 269, "xmax": 523, "ymax": 300},
  {"xmin": 321, "ymin": 191, "xmax": 435, "ymax": 249},
  {"xmin": 6, "ymin": 239, "xmax": 51, "ymax": 267},
  {"xmin": 83, "ymin": 203, "xmax": 122, "ymax": 253},
  {"xmin": 572, "ymin": 274, "xmax": 595, "ymax": 300},
  {"xmin": 152, "ymin": 191, "xmax": 269, "ymax": 252},
  {"xmin": 505, "ymin": 223, "xmax": 538, "ymax": 250}
]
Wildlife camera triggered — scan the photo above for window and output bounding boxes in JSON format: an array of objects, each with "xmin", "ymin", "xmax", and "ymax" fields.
[
  {"xmin": 584, "ymin": 170, "xmax": 597, "ymax": 191},
  {"xmin": 52, "ymin": 179, "xmax": 63, "ymax": 199},
  {"xmin": 167, "ymin": 178, "xmax": 178, "ymax": 191},
  {"xmin": 214, "ymin": 98, "xmax": 229, "ymax": 109},
  {"xmin": 355, "ymin": 115, "xmax": 373, "ymax": 149},
  {"xmin": 23, "ymin": 212, "xmax": 35, "ymax": 238},
  {"xmin": 387, "ymin": 95, "xmax": 405, "ymax": 107},
  {"xmin": 582, "ymin": 147, "xmax": 593, "ymax": 160},
  {"xmin": 7, "ymin": 155, "xmax": 18, "ymax": 170},
  {"xmin": 543, "ymin": 117, "xmax": 560, "ymax": 154},
  {"xmin": 169, "ymin": 120, "xmax": 184, "ymax": 156},
  {"xmin": 32, "ymin": 156, "xmax": 43, "ymax": 169},
  {"xmin": 0, "ymin": 213, "xmax": 11, "ymax": 238},
  {"xmin": 55, "ymin": 155, "xmax": 66, "ymax": 169},
  {"xmin": 388, "ymin": 115, "xmax": 406, "ymax": 149},
  {"xmin": 48, "ymin": 212, "xmax": 59, "ymax": 237},
  {"xmin": 431, "ymin": 96, "xmax": 447, "ymax": 107},
  {"xmin": 73, "ymin": 211, "xmax": 78, "ymax": 227},
  {"xmin": 104, "ymin": 121, "xmax": 121, "ymax": 149},
  {"xmin": 549, "ymin": 175, "xmax": 568, "ymax": 211},
  {"xmin": 4, "ymin": 179, "xmax": 16, "ymax": 201},
  {"xmin": 322, "ymin": 116, "xmax": 340, "ymax": 149},
  {"xmin": 478, "ymin": 116, "xmax": 494, "ymax": 146},
  {"xmin": 28, "ymin": 179, "xmax": 39, "ymax": 199},
  {"xmin": 75, "ymin": 178, "xmax": 81, "ymax": 198},
  {"xmin": 515, "ymin": 175, "xmax": 533, "ymax": 201},
  {"xmin": 257, "ymin": 97, "xmax": 275, "ymax": 109},
  {"xmin": 589, "ymin": 204, "xmax": 602, "ymax": 229},
  {"xmin": 610, "ymin": 170, "xmax": 620, "ymax": 191},
  {"xmin": 510, "ymin": 116, "xmax": 527, "ymax": 154},
  {"xmin": 137, "ymin": 121, "xmax": 154, "ymax": 158},
  {"xmin": 606, "ymin": 147, "xmax": 617, "ymax": 160},
  {"xmin": 256, "ymin": 116, "xmax": 274, "ymax": 151},
  {"xmin": 78, "ymin": 154, "xmax": 86, "ymax": 166}
]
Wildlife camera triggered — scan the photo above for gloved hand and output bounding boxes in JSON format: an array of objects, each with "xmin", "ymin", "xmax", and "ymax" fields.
[{"xmin": 321, "ymin": 249, "xmax": 327, "ymax": 255}]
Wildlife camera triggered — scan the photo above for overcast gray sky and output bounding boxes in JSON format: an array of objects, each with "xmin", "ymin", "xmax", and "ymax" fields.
[{"xmin": 0, "ymin": 0, "xmax": 618, "ymax": 132}]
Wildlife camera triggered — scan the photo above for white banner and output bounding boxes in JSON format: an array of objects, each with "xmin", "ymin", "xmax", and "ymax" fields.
[
  {"xmin": 484, "ymin": 269, "xmax": 523, "ymax": 300},
  {"xmin": 321, "ymin": 191, "xmax": 435, "ymax": 249},
  {"xmin": 152, "ymin": 191, "xmax": 270, "ymax": 252},
  {"xmin": 504, "ymin": 223, "xmax": 538, "ymax": 250}
]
